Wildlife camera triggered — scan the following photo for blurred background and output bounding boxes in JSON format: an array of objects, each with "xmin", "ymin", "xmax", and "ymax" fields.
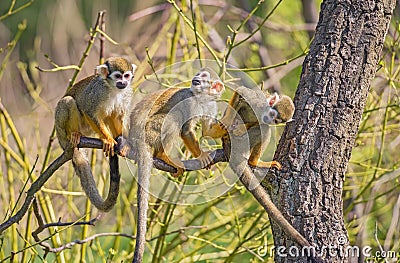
[{"xmin": 0, "ymin": 0, "xmax": 399, "ymax": 262}]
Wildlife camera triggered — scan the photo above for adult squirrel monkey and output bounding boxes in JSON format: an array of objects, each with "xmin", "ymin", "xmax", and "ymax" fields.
[
  {"xmin": 129, "ymin": 69, "xmax": 224, "ymax": 263},
  {"xmin": 204, "ymin": 88, "xmax": 295, "ymax": 169},
  {"xmin": 55, "ymin": 57, "xmax": 136, "ymax": 212}
]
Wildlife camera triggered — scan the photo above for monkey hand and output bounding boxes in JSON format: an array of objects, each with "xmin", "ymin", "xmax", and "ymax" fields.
[
  {"xmin": 119, "ymin": 144, "xmax": 130, "ymax": 157},
  {"xmin": 231, "ymin": 123, "xmax": 248, "ymax": 137},
  {"xmin": 253, "ymin": 160, "xmax": 282, "ymax": 170},
  {"xmin": 102, "ymin": 137, "xmax": 118, "ymax": 156},
  {"xmin": 270, "ymin": 161, "xmax": 282, "ymax": 170},
  {"xmin": 171, "ymin": 167, "xmax": 185, "ymax": 178}
]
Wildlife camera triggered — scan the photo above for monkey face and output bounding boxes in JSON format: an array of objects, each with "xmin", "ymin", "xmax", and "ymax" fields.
[
  {"xmin": 261, "ymin": 108, "xmax": 278, "ymax": 124},
  {"xmin": 191, "ymin": 70, "xmax": 212, "ymax": 94},
  {"xmin": 109, "ymin": 70, "xmax": 134, "ymax": 89},
  {"xmin": 95, "ymin": 57, "xmax": 137, "ymax": 90},
  {"xmin": 190, "ymin": 70, "xmax": 225, "ymax": 99}
]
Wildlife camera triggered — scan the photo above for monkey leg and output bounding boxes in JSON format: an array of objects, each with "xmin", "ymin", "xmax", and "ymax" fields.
[
  {"xmin": 248, "ymin": 140, "xmax": 282, "ymax": 170},
  {"xmin": 83, "ymin": 114, "xmax": 117, "ymax": 156},
  {"xmin": 202, "ymin": 121, "xmax": 227, "ymax": 139},
  {"xmin": 181, "ymin": 126, "xmax": 215, "ymax": 168},
  {"xmin": 231, "ymin": 123, "xmax": 248, "ymax": 137},
  {"xmin": 155, "ymin": 151, "xmax": 185, "ymax": 177},
  {"xmin": 54, "ymin": 96, "xmax": 82, "ymax": 150}
]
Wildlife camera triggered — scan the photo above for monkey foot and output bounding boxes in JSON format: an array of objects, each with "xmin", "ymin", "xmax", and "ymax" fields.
[
  {"xmin": 103, "ymin": 138, "xmax": 117, "ymax": 157},
  {"xmin": 173, "ymin": 158, "xmax": 186, "ymax": 177},
  {"xmin": 119, "ymin": 144, "xmax": 130, "ymax": 157},
  {"xmin": 171, "ymin": 167, "xmax": 185, "ymax": 178},
  {"xmin": 197, "ymin": 151, "xmax": 214, "ymax": 169},
  {"xmin": 70, "ymin": 132, "xmax": 82, "ymax": 148}
]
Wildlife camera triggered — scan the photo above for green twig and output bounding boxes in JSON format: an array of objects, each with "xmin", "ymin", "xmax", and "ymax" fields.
[
  {"xmin": 225, "ymin": 0, "xmax": 265, "ymax": 62},
  {"xmin": 227, "ymin": 48, "xmax": 309, "ymax": 72},
  {"xmin": 0, "ymin": 20, "xmax": 27, "ymax": 81},
  {"xmin": 168, "ymin": 0, "xmax": 221, "ymax": 67},
  {"xmin": 190, "ymin": 0, "xmax": 202, "ymax": 64},
  {"xmin": 0, "ymin": 0, "xmax": 34, "ymax": 21},
  {"xmin": 233, "ymin": 0, "xmax": 283, "ymax": 49}
]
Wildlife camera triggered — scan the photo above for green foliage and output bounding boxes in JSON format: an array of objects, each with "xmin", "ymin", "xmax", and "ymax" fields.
[
  {"xmin": 344, "ymin": 22, "xmax": 400, "ymax": 256},
  {"xmin": 0, "ymin": 0, "xmax": 398, "ymax": 262}
]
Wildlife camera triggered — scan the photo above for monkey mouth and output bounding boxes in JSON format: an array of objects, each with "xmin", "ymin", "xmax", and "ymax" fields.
[{"xmin": 116, "ymin": 82, "xmax": 128, "ymax": 89}]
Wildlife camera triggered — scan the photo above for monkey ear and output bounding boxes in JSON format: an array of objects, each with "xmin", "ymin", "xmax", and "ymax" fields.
[
  {"xmin": 212, "ymin": 80, "xmax": 225, "ymax": 93},
  {"xmin": 267, "ymin": 93, "xmax": 280, "ymax": 107},
  {"xmin": 131, "ymin": 64, "xmax": 137, "ymax": 74},
  {"xmin": 96, "ymin": 64, "xmax": 109, "ymax": 79}
]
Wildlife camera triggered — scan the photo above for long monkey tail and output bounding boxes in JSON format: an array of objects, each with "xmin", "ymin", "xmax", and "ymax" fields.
[
  {"xmin": 132, "ymin": 142, "xmax": 153, "ymax": 263},
  {"xmin": 72, "ymin": 148, "xmax": 120, "ymax": 212}
]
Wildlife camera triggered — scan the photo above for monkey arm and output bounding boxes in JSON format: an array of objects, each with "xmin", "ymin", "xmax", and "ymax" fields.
[
  {"xmin": 180, "ymin": 121, "xmax": 203, "ymax": 157},
  {"xmin": 82, "ymin": 113, "xmax": 116, "ymax": 156},
  {"xmin": 203, "ymin": 92, "xmax": 245, "ymax": 139}
]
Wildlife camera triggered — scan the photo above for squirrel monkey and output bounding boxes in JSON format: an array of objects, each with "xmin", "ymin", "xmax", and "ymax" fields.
[
  {"xmin": 204, "ymin": 88, "xmax": 295, "ymax": 169},
  {"xmin": 55, "ymin": 57, "xmax": 136, "ymax": 212},
  {"xmin": 202, "ymin": 89, "xmax": 317, "ymax": 252},
  {"xmin": 129, "ymin": 69, "xmax": 224, "ymax": 263}
]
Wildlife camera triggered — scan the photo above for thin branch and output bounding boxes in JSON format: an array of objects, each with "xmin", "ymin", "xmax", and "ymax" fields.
[
  {"xmin": 35, "ymin": 65, "xmax": 80, "ymax": 72},
  {"xmin": 190, "ymin": 0, "xmax": 202, "ymax": 63},
  {"xmin": 0, "ymin": 0, "xmax": 34, "ymax": 21},
  {"xmin": 224, "ymin": 0, "xmax": 265, "ymax": 62},
  {"xmin": 227, "ymin": 48, "xmax": 309, "ymax": 72},
  {"xmin": 0, "ymin": 152, "xmax": 72, "ymax": 234},
  {"xmin": 99, "ymin": 11, "xmax": 106, "ymax": 64},
  {"xmin": 32, "ymin": 198, "xmax": 205, "ymax": 255},
  {"xmin": 32, "ymin": 200, "xmax": 98, "ymax": 253},
  {"xmin": 232, "ymin": 0, "xmax": 284, "ymax": 49},
  {"xmin": 66, "ymin": 10, "xmax": 106, "ymax": 91},
  {"xmin": 167, "ymin": 0, "xmax": 222, "ymax": 67},
  {"xmin": 0, "ymin": 20, "xmax": 27, "ymax": 81}
]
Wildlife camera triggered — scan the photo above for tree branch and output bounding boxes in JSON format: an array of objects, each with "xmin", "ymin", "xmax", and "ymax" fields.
[
  {"xmin": 0, "ymin": 134, "xmax": 270, "ymax": 235},
  {"xmin": 0, "ymin": 151, "xmax": 72, "ymax": 234}
]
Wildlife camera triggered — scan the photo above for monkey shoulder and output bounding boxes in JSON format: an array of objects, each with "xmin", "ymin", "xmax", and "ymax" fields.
[{"xmin": 65, "ymin": 75, "xmax": 97, "ymax": 98}]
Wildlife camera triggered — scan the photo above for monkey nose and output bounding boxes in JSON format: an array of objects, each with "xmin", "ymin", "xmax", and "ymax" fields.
[{"xmin": 116, "ymin": 81, "xmax": 127, "ymax": 89}]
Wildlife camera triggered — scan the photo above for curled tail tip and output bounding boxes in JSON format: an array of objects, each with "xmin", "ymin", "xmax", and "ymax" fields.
[{"xmin": 72, "ymin": 150, "xmax": 119, "ymax": 212}]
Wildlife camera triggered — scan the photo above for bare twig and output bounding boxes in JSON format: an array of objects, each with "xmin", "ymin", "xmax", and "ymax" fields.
[
  {"xmin": 167, "ymin": 0, "xmax": 222, "ymax": 66},
  {"xmin": 0, "ymin": 151, "xmax": 72, "ymax": 234},
  {"xmin": 32, "ymin": 200, "xmax": 98, "ymax": 253},
  {"xmin": 32, "ymin": 198, "xmax": 205, "ymax": 254},
  {"xmin": 0, "ymin": 0, "xmax": 34, "ymax": 21},
  {"xmin": 374, "ymin": 222, "xmax": 389, "ymax": 263},
  {"xmin": 99, "ymin": 11, "xmax": 106, "ymax": 64}
]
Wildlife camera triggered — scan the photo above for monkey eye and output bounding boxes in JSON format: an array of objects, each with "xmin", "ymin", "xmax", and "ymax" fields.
[
  {"xmin": 192, "ymin": 79, "xmax": 201, "ymax": 86},
  {"xmin": 114, "ymin": 73, "xmax": 122, "ymax": 79},
  {"xmin": 124, "ymin": 73, "xmax": 132, "ymax": 79}
]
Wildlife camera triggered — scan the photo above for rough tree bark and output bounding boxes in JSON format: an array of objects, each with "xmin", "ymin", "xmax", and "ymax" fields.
[{"xmin": 267, "ymin": 0, "xmax": 396, "ymax": 262}]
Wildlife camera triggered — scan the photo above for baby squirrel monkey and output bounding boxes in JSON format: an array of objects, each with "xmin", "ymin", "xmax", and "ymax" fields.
[
  {"xmin": 204, "ymin": 88, "xmax": 295, "ymax": 169},
  {"xmin": 55, "ymin": 57, "xmax": 136, "ymax": 212},
  {"xmin": 129, "ymin": 69, "xmax": 224, "ymax": 263}
]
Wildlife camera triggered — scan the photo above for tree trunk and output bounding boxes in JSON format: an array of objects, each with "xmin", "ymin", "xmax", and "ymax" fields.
[{"xmin": 267, "ymin": 0, "xmax": 396, "ymax": 262}]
